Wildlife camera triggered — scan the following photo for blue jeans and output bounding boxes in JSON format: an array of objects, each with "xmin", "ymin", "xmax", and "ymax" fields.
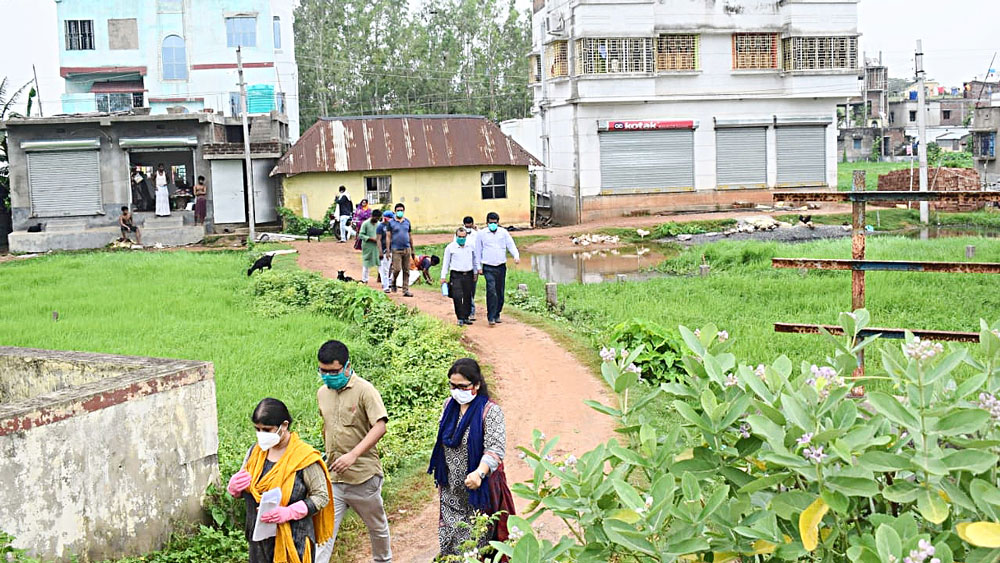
[{"xmin": 482, "ymin": 264, "xmax": 507, "ymax": 322}]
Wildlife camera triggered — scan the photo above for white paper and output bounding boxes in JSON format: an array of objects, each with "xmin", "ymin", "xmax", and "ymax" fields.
[{"xmin": 252, "ymin": 487, "xmax": 283, "ymax": 541}]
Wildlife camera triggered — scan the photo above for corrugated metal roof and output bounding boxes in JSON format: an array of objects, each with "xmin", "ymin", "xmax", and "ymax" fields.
[{"xmin": 271, "ymin": 115, "xmax": 542, "ymax": 176}]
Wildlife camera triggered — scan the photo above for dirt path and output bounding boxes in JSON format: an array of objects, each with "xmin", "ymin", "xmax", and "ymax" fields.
[{"xmin": 295, "ymin": 241, "xmax": 616, "ymax": 562}]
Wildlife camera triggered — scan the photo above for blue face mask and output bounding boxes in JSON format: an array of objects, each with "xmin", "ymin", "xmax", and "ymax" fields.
[
  {"xmin": 488, "ymin": 223, "xmax": 499, "ymax": 232},
  {"xmin": 319, "ymin": 364, "xmax": 351, "ymax": 390},
  {"xmin": 395, "ymin": 211, "xmax": 404, "ymax": 219},
  {"xmin": 456, "ymin": 237, "xmax": 467, "ymax": 246}
]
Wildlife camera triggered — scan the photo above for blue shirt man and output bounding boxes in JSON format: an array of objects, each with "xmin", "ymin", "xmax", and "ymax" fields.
[
  {"xmin": 388, "ymin": 204, "xmax": 414, "ymax": 296},
  {"xmin": 474, "ymin": 212, "xmax": 520, "ymax": 326}
]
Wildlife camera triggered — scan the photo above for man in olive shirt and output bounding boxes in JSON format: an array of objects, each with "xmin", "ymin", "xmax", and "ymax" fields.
[{"xmin": 316, "ymin": 340, "xmax": 392, "ymax": 562}]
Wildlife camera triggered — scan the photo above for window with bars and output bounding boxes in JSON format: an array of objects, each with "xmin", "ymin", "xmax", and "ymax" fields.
[
  {"xmin": 782, "ymin": 36, "xmax": 858, "ymax": 71},
  {"xmin": 529, "ymin": 55, "xmax": 541, "ymax": 83},
  {"xmin": 226, "ymin": 16, "xmax": 257, "ymax": 48},
  {"xmin": 732, "ymin": 33, "xmax": 778, "ymax": 70},
  {"xmin": 96, "ymin": 93, "xmax": 134, "ymax": 113},
  {"xmin": 481, "ymin": 171, "xmax": 508, "ymax": 200},
  {"xmin": 546, "ymin": 41, "xmax": 569, "ymax": 78},
  {"xmin": 365, "ymin": 176, "xmax": 392, "ymax": 204},
  {"xmin": 975, "ymin": 132, "xmax": 996, "ymax": 159},
  {"xmin": 65, "ymin": 20, "xmax": 94, "ymax": 50},
  {"xmin": 576, "ymin": 38, "xmax": 654, "ymax": 75},
  {"xmin": 656, "ymin": 35, "xmax": 699, "ymax": 71}
]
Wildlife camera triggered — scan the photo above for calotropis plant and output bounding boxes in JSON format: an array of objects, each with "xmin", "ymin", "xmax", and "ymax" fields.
[{"xmin": 487, "ymin": 312, "xmax": 1000, "ymax": 563}]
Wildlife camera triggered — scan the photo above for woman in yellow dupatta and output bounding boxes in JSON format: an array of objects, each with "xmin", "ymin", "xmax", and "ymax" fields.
[{"xmin": 226, "ymin": 398, "xmax": 336, "ymax": 563}]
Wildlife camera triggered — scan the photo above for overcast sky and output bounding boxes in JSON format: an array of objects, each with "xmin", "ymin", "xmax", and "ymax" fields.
[{"xmin": 0, "ymin": 0, "xmax": 997, "ymax": 115}]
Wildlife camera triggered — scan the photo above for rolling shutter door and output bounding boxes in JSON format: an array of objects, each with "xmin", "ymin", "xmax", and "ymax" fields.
[
  {"xmin": 28, "ymin": 150, "xmax": 102, "ymax": 217},
  {"xmin": 776, "ymin": 126, "xmax": 827, "ymax": 186},
  {"xmin": 716, "ymin": 127, "xmax": 767, "ymax": 188},
  {"xmin": 599, "ymin": 129, "xmax": 694, "ymax": 191}
]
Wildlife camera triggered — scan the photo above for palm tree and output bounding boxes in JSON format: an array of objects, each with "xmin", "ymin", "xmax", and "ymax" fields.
[{"xmin": 1, "ymin": 77, "xmax": 35, "ymax": 211}]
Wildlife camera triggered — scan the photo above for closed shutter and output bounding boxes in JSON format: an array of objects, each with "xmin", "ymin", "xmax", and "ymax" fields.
[
  {"xmin": 776, "ymin": 126, "xmax": 827, "ymax": 186},
  {"xmin": 599, "ymin": 129, "xmax": 694, "ymax": 191},
  {"xmin": 28, "ymin": 150, "xmax": 102, "ymax": 217},
  {"xmin": 716, "ymin": 127, "xmax": 767, "ymax": 188}
]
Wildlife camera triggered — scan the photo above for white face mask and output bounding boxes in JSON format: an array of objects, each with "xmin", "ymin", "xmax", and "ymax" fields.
[
  {"xmin": 451, "ymin": 388, "xmax": 476, "ymax": 405},
  {"xmin": 256, "ymin": 427, "xmax": 282, "ymax": 451}
]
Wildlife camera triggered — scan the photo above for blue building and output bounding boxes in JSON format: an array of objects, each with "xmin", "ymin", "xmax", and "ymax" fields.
[{"xmin": 55, "ymin": 0, "xmax": 300, "ymax": 137}]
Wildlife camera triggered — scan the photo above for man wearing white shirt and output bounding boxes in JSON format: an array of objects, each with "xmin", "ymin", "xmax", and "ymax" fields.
[
  {"xmin": 462, "ymin": 216, "xmax": 479, "ymax": 321},
  {"xmin": 474, "ymin": 212, "xmax": 520, "ymax": 327},
  {"xmin": 441, "ymin": 227, "xmax": 480, "ymax": 326}
]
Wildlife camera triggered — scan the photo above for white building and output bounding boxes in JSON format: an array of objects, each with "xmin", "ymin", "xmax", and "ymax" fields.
[
  {"xmin": 55, "ymin": 0, "xmax": 300, "ymax": 138},
  {"xmin": 527, "ymin": 0, "xmax": 860, "ymax": 224}
]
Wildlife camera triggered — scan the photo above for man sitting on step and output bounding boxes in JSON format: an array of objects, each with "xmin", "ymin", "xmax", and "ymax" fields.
[{"xmin": 118, "ymin": 206, "xmax": 142, "ymax": 245}]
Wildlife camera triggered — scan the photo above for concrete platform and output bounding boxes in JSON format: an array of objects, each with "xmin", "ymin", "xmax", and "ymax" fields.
[{"xmin": 8, "ymin": 222, "xmax": 205, "ymax": 253}]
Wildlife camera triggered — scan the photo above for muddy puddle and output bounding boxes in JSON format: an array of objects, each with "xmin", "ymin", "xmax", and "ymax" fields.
[{"xmin": 516, "ymin": 246, "xmax": 672, "ymax": 284}]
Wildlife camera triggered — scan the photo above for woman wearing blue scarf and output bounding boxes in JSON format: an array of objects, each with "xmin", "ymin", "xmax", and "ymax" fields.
[{"xmin": 428, "ymin": 358, "xmax": 507, "ymax": 557}]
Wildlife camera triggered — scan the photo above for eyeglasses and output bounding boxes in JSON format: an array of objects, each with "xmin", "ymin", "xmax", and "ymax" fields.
[
  {"xmin": 449, "ymin": 382, "xmax": 474, "ymax": 390},
  {"xmin": 318, "ymin": 367, "xmax": 344, "ymax": 375}
]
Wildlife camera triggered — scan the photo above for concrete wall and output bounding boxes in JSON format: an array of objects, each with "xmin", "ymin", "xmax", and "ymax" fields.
[
  {"xmin": 281, "ymin": 165, "xmax": 532, "ymax": 229},
  {"xmin": 56, "ymin": 0, "xmax": 299, "ymax": 138},
  {"xmin": 0, "ymin": 347, "xmax": 218, "ymax": 562}
]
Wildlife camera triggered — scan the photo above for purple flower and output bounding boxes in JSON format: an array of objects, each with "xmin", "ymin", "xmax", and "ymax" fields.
[
  {"xmin": 803, "ymin": 445, "xmax": 827, "ymax": 463},
  {"xmin": 626, "ymin": 363, "xmax": 642, "ymax": 375},
  {"xmin": 600, "ymin": 347, "xmax": 616, "ymax": 362},
  {"xmin": 738, "ymin": 423, "xmax": 751, "ymax": 439},
  {"xmin": 903, "ymin": 337, "xmax": 944, "ymax": 362},
  {"xmin": 797, "ymin": 433, "xmax": 813, "ymax": 446},
  {"xmin": 979, "ymin": 392, "xmax": 1000, "ymax": 426},
  {"xmin": 694, "ymin": 329, "xmax": 701, "ymax": 338},
  {"xmin": 754, "ymin": 364, "xmax": 766, "ymax": 379},
  {"xmin": 725, "ymin": 373, "xmax": 738, "ymax": 387},
  {"xmin": 718, "ymin": 330, "xmax": 729, "ymax": 342}
]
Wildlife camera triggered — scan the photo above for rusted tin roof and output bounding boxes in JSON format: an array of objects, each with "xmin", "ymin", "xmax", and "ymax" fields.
[{"xmin": 271, "ymin": 115, "xmax": 541, "ymax": 176}]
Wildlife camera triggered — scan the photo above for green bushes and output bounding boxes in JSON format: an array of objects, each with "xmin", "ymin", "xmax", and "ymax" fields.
[
  {"xmin": 606, "ymin": 319, "xmax": 684, "ymax": 384},
  {"xmin": 499, "ymin": 313, "xmax": 1000, "ymax": 562},
  {"xmin": 277, "ymin": 207, "xmax": 327, "ymax": 235}
]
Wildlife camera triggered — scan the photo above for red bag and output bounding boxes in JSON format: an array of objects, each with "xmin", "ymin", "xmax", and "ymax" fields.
[{"xmin": 483, "ymin": 402, "xmax": 516, "ymax": 547}]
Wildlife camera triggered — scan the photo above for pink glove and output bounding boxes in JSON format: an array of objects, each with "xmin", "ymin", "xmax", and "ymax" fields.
[
  {"xmin": 261, "ymin": 500, "xmax": 309, "ymax": 524},
  {"xmin": 227, "ymin": 470, "xmax": 252, "ymax": 498}
]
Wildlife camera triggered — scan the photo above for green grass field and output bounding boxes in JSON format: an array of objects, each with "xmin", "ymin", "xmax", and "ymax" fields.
[{"xmin": 503, "ymin": 236, "xmax": 1000, "ymax": 371}]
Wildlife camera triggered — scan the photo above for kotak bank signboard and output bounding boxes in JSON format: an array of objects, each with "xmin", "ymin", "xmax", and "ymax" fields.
[{"xmin": 601, "ymin": 120, "xmax": 696, "ymax": 132}]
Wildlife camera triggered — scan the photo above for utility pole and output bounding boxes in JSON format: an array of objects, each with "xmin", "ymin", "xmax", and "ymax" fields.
[
  {"xmin": 32, "ymin": 64, "xmax": 43, "ymax": 117},
  {"xmin": 237, "ymin": 46, "xmax": 257, "ymax": 242},
  {"xmin": 916, "ymin": 40, "xmax": 929, "ymax": 224}
]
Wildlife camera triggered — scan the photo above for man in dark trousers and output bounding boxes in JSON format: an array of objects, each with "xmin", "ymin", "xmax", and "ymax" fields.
[
  {"xmin": 474, "ymin": 212, "xmax": 519, "ymax": 327},
  {"xmin": 387, "ymin": 203, "xmax": 414, "ymax": 297},
  {"xmin": 334, "ymin": 185, "xmax": 353, "ymax": 243},
  {"xmin": 441, "ymin": 227, "xmax": 479, "ymax": 325}
]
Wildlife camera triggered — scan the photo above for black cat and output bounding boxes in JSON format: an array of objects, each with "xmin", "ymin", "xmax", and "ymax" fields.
[{"xmin": 247, "ymin": 254, "xmax": 274, "ymax": 276}]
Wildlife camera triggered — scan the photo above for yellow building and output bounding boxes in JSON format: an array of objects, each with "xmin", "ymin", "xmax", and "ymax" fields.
[{"xmin": 271, "ymin": 115, "xmax": 540, "ymax": 229}]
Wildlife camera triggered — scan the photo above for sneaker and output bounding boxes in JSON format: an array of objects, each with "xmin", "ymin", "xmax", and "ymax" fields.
[
  {"xmin": 469, "ymin": 315, "xmax": 477, "ymax": 321},
  {"xmin": 457, "ymin": 320, "xmax": 465, "ymax": 326},
  {"xmin": 489, "ymin": 321, "xmax": 496, "ymax": 327},
  {"xmin": 403, "ymin": 291, "xmax": 413, "ymax": 297},
  {"xmin": 384, "ymin": 289, "xmax": 391, "ymax": 294},
  {"xmin": 495, "ymin": 318, "xmax": 503, "ymax": 324}
]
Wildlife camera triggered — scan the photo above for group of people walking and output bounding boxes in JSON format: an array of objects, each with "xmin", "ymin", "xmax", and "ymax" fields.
[{"xmin": 227, "ymin": 341, "xmax": 510, "ymax": 562}]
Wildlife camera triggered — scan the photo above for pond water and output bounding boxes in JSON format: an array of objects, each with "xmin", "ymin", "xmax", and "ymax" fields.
[
  {"xmin": 516, "ymin": 246, "xmax": 669, "ymax": 284},
  {"xmin": 895, "ymin": 227, "xmax": 1000, "ymax": 239}
]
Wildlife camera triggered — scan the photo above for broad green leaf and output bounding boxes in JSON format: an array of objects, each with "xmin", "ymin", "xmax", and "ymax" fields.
[
  {"xmin": 799, "ymin": 496, "xmax": 829, "ymax": 551},
  {"xmin": 833, "ymin": 399, "xmax": 858, "ymax": 430},
  {"xmin": 746, "ymin": 414, "xmax": 786, "ymax": 450},
  {"xmin": 660, "ymin": 382, "xmax": 697, "ymax": 398},
  {"xmin": 607, "ymin": 508, "xmax": 641, "ymax": 524},
  {"xmin": 609, "ymin": 442, "xmax": 651, "ymax": 468},
  {"xmin": 917, "ymin": 487, "xmax": 950, "ymax": 524},
  {"xmin": 826, "ymin": 476, "xmax": 880, "ymax": 497},
  {"xmin": 719, "ymin": 394, "xmax": 752, "ymax": 431},
  {"xmin": 614, "ymin": 370, "xmax": 638, "ymax": 393},
  {"xmin": 755, "ymin": 401, "xmax": 787, "ymax": 426},
  {"xmin": 972, "ymin": 479, "xmax": 1000, "ymax": 509},
  {"xmin": 679, "ymin": 326, "xmax": 705, "ymax": 357},
  {"xmin": 603, "ymin": 519, "xmax": 657, "ymax": 556},
  {"xmin": 882, "ymin": 481, "xmax": 921, "ymax": 503},
  {"xmin": 875, "ymin": 523, "xmax": 902, "ymax": 563},
  {"xmin": 681, "ymin": 472, "xmax": 700, "ymax": 501},
  {"xmin": 941, "ymin": 479, "xmax": 977, "ymax": 512},
  {"xmin": 771, "ymin": 491, "xmax": 815, "ymax": 521},
  {"xmin": 584, "ymin": 400, "xmax": 621, "ymax": 419},
  {"xmin": 611, "ymin": 478, "xmax": 646, "ymax": 512},
  {"xmin": 738, "ymin": 472, "xmax": 791, "ymax": 495},
  {"xmin": 943, "ymin": 449, "xmax": 999, "ymax": 474},
  {"xmin": 772, "ymin": 355, "xmax": 793, "ymax": 380},
  {"xmin": 967, "ymin": 547, "xmax": 1000, "ymax": 563},
  {"xmin": 662, "ymin": 537, "xmax": 711, "ymax": 557},
  {"xmin": 867, "ymin": 392, "xmax": 920, "ymax": 430},
  {"xmin": 821, "ymin": 488, "xmax": 850, "ymax": 514},
  {"xmin": 781, "ymin": 392, "xmax": 815, "ymax": 432},
  {"xmin": 673, "ymin": 400, "xmax": 712, "ymax": 433},
  {"xmin": 911, "ymin": 453, "xmax": 950, "ymax": 476},
  {"xmin": 511, "ymin": 534, "xmax": 541, "ymax": 561},
  {"xmin": 858, "ymin": 451, "xmax": 911, "ymax": 472},
  {"xmin": 698, "ymin": 484, "xmax": 730, "ymax": 521},
  {"xmin": 740, "ymin": 364, "xmax": 775, "ymax": 403},
  {"xmin": 925, "ymin": 350, "xmax": 967, "ymax": 385},
  {"xmin": 956, "ymin": 372, "xmax": 989, "ymax": 400},
  {"xmin": 933, "ymin": 409, "xmax": 991, "ymax": 436}
]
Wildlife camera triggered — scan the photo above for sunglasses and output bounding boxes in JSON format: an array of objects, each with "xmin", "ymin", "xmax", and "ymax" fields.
[{"xmin": 449, "ymin": 382, "xmax": 474, "ymax": 390}]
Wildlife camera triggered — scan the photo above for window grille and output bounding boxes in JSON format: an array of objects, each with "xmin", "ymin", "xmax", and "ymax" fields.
[
  {"xmin": 546, "ymin": 41, "xmax": 569, "ymax": 77},
  {"xmin": 226, "ymin": 17, "xmax": 257, "ymax": 48},
  {"xmin": 656, "ymin": 35, "xmax": 698, "ymax": 71},
  {"xmin": 732, "ymin": 33, "xmax": 777, "ymax": 70},
  {"xmin": 782, "ymin": 36, "xmax": 858, "ymax": 71},
  {"xmin": 96, "ymin": 93, "xmax": 133, "ymax": 113},
  {"xmin": 481, "ymin": 171, "xmax": 508, "ymax": 200},
  {"xmin": 65, "ymin": 20, "xmax": 94, "ymax": 51},
  {"xmin": 529, "ymin": 55, "xmax": 541, "ymax": 83},
  {"xmin": 365, "ymin": 176, "xmax": 392, "ymax": 204},
  {"xmin": 975, "ymin": 132, "xmax": 996, "ymax": 159},
  {"xmin": 576, "ymin": 38, "xmax": 654, "ymax": 75},
  {"xmin": 132, "ymin": 92, "xmax": 144, "ymax": 108},
  {"xmin": 866, "ymin": 66, "xmax": 888, "ymax": 90}
]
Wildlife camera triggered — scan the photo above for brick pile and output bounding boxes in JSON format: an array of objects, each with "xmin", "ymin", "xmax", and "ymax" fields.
[{"xmin": 876, "ymin": 167, "xmax": 983, "ymax": 211}]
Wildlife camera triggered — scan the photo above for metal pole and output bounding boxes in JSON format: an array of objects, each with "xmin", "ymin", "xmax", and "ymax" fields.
[
  {"xmin": 852, "ymin": 170, "xmax": 867, "ymax": 384},
  {"xmin": 237, "ymin": 46, "xmax": 257, "ymax": 243},
  {"xmin": 32, "ymin": 64, "xmax": 43, "ymax": 117},
  {"xmin": 916, "ymin": 40, "xmax": 929, "ymax": 223}
]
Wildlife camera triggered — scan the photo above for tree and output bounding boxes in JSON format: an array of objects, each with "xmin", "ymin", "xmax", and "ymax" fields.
[
  {"xmin": 1, "ymin": 78, "xmax": 35, "ymax": 211},
  {"xmin": 293, "ymin": 0, "xmax": 532, "ymax": 134}
]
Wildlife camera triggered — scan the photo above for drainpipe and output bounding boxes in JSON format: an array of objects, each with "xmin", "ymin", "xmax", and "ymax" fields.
[{"xmin": 569, "ymin": 3, "xmax": 582, "ymax": 224}]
